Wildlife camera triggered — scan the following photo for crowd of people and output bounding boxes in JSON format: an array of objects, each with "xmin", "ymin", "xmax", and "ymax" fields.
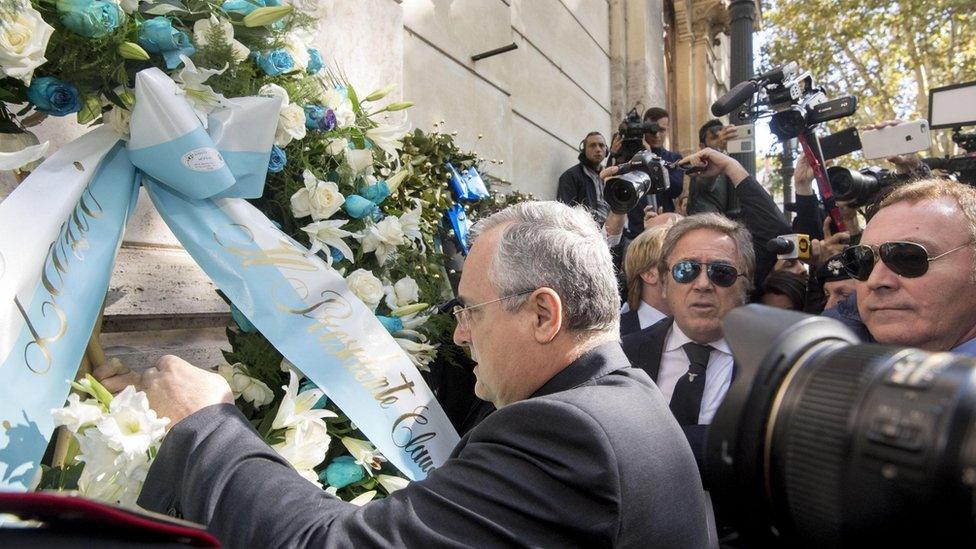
[{"xmin": 88, "ymin": 108, "xmax": 976, "ymax": 546}]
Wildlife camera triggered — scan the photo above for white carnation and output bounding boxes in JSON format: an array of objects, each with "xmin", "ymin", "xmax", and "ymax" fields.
[
  {"xmin": 385, "ymin": 276, "xmax": 420, "ymax": 309},
  {"xmin": 0, "ymin": 2, "xmax": 54, "ymax": 85},
  {"xmin": 344, "ymin": 148, "xmax": 374, "ymax": 175},
  {"xmin": 291, "ymin": 169, "xmax": 344, "ymax": 220},
  {"xmin": 325, "ymin": 137, "xmax": 348, "ymax": 157},
  {"xmin": 345, "ymin": 268, "xmax": 385, "ymax": 310},
  {"xmin": 334, "ymin": 104, "xmax": 356, "ymax": 128},
  {"xmin": 193, "ymin": 16, "xmax": 249, "ymax": 62},
  {"xmin": 276, "ymin": 103, "xmax": 307, "ymax": 147}
]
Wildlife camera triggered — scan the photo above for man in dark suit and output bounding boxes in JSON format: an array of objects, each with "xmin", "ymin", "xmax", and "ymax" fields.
[
  {"xmin": 622, "ymin": 208, "xmax": 754, "ymax": 467},
  {"xmin": 100, "ymin": 201, "xmax": 710, "ymax": 548}
]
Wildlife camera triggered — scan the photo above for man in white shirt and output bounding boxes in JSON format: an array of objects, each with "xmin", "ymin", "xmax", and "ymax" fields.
[{"xmin": 622, "ymin": 212, "xmax": 754, "ymax": 466}]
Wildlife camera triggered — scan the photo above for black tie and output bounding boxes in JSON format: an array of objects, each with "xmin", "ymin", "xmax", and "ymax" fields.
[{"xmin": 669, "ymin": 342, "xmax": 713, "ymax": 426}]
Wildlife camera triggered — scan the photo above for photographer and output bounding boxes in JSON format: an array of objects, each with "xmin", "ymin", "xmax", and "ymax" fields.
[
  {"xmin": 640, "ymin": 108, "xmax": 685, "ymax": 214},
  {"xmin": 556, "ymin": 131, "xmax": 611, "ymax": 224}
]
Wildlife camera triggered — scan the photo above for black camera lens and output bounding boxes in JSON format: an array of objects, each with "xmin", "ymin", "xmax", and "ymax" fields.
[
  {"xmin": 769, "ymin": 107, "xmax": 808, "ymax": 140},
  {"xmin": 604, "ymin": 171, "xmax": 646, "ymax": 214},
  {"xmin": 707, "ymin": 305, "xmax": 976, "ymax": 547},
  {"xmin": 827, "ymin": 166, "xmax": 882, "ymax": 206}
]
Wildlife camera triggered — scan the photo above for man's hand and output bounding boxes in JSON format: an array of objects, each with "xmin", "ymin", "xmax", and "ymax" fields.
[
  {"xmin": 862, "ymin": 120, "xmax": 924, "ymax": 174},
  {"xmin": 793, "ymin": 155, "xmax": 815, "ymax": 195},
  {"xmin": 96, "ymin": 355, "xmax": 234, "ymax": 429},
  {"xmin": 809, "ymin": 217, "xmax": 851, "ymax": 267},
  {"xmin": 599, "ymin": 165, "xmax": 619, "ymax": 180},
  {"xmin": 678, "ymin": 147, "xmax": 749, "ymax": 186}
]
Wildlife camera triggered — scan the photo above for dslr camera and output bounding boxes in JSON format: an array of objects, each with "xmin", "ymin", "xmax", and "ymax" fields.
[
  {"xmin": 603, "ymin": 150, "xmax": 673, "ymax": 214},
  {"xmin": 707, "ymin": 305, "xmax": 976, "ymax": 547},
  {"xmin": 825, "ymin": 166, "xmax": 912, "ymax": 209}
]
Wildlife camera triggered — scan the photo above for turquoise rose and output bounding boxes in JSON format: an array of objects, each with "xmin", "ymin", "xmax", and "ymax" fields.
[
  {"xmin": 27, "ymin": 77, "xmax": 80, "ymax": 117},
  {"xmin": 320, "ymin": 456, "xmax": 365, "ymax": 489},
  {"xmin": 343, "ymin": 194, "xmax": 381, "ymax": 220},
  {"xmin": 254, "ymin": 49, "xmax": 294, "ymax": 76},
  {"xmin": 138, "ymin": 17, "xmax": 196, "ymax": 70},
  {"xmin": 221, "ymin": 0, "xmax": 263, "ymax": 15},
  {"xmin": 268, "ymin": 145, "xmax": 286, "ymax": 173},
  {"xmin": 360, "ymin": 180, "xmax": 390, "ymax": 205},
  {"xmin": 307, "ymin": 48, "xmax": 324, "ymax": 74},
  {"xmin": 57, "ymin": 0, "xmax": 122, "ymax": 38},
  {"xmin": 376, "ymin": 316, "xmax": 403, "ymax": 334}
]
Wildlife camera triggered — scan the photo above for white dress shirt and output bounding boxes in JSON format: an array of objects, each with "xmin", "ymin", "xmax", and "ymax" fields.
[
  {"xmin": 619, "ymin": 301, "xmax": 668, "ymax": 330},
  {"xmin": 656, "ymin": 323, "xmax": 734, "ymax": 425}
]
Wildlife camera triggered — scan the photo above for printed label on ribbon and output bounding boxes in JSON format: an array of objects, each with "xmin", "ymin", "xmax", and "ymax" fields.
[{"xmin": 181, "ymin": 148, "xmax": 225, "ymax": 172}]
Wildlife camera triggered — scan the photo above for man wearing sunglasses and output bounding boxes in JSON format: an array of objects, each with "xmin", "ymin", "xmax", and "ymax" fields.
[
  {"xmin": 844, "ymin": 178, "xmax": 976, "ymax": 355},
  {"xmin": 622, "ymin": 213, "xmax": 754, "ymax": 465}
]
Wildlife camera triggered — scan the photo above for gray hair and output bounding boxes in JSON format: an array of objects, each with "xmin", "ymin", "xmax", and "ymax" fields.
[
  {"xmin": 469, "ymin": 201, "xmax": 620, "ymax": 335},
  {"xmin": 657, "ymin": 213, "xmax": 755, "ymax": 302}
]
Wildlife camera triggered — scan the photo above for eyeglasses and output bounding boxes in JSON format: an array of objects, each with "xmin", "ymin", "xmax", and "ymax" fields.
[
  {"xmin": 451, "ymin": 289, "xmax": 535, "ymax": 328},
  {"xmin": 841, "ymin": 240, "xmax": 975, "ymax": 281},
  {"xmin": 670, "ymin": 260, "xmax": 746, "ymax": 288}
]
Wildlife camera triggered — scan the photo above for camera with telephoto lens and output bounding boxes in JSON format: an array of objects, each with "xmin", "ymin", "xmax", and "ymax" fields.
[
  {"xmin": 826, "ymin": 166, "xmax": 912, "ymax": 209},
  {"xmin": 706, "ymin": 305, "xmax": 976, "ymax": 548},
  {"xmin": 611, "ymin": 107, "xmax": 662, "ymax": 164},
  {"xmin": 766, "ymin": 233, "xmax": 811, "ymax": 260},
  {"xmin": 604, "ymin": 150, "xmax": 673, "ymax": 214}
]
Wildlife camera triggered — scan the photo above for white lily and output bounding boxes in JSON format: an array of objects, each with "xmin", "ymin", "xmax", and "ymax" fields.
[
  {"xmin": 193, "ymin": 16, "xmax": 249, "ymax": 62},
  {"xmin": 217, "ymin": 363, "xmax": 274, "ymax": 408},
  {"xmin": 394, "ymin": 337, "xmax": 439, "ymax": 371},
  {"xmin": 173, "ymin": 54, "xmax": 230, "ymax": 123},
  {"xmin": 271, "ymin": 418, "xmax": 332, "ymax": 487},
  {"xmin": 51, "ymin": 393, "xmax": 104, "ymax": 433},
  {"xmin": 95, "ymin": 386, "xmax": 169, "ymax": 459},
  {"xmin": 365, "ymin": 122, "xmax": 407, "ymax": 162},
  {"xmin": 349, "ymin": 490, "xmax": 377, "ymax": 506},
  {"xmin": 376, "ymin": 474, "xmax": 409, "ymax": 493},
  {"xmin": 359, "ymin": 216, "xmax": 405, "ymax": 265},
  {"xmin": 301, "ymin": 219, "xmax": 355, "ymax": 264},
  {"xmin": 272, "ymin": 369, "xmax": 337, "ymax": 430},
  {"xmin": 341, "ymin": 437, "xmax": 387, "ymax": 475},
  {"xmin": 399, "ymin": 201, "xmax": 423, "ymax": 243}
]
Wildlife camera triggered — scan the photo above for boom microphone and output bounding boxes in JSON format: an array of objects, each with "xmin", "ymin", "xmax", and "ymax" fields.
[{"xmin": 712, "ymin": 80, "xmax": 758, "ymax": 117}]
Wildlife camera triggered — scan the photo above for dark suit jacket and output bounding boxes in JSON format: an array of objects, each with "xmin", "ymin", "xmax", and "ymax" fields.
[
  {"xmin": 619, "ymin": 309, "xmax": 641, "ymax": 337},
  {"xmin": 137, "ymin": 343, "xmax": 710, "ymax": 548},
  {"xmin": 621, "ymin": 319, "xmax": 736, "ymax": 471}
]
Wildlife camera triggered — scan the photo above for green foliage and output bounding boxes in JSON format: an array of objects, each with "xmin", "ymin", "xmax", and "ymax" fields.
[{"xmin": 763, "ymin": 0, "xmax": 976, "ymax": 156}]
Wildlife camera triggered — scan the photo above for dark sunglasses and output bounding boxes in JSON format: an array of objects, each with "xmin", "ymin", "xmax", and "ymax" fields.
[
  {"xmin": 670, "ymin": 260, "xmax": 746, "ymax": 288},
  {"xmin": 841, "ymin": 240, "xmax": 974, "ymax": 281}
]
